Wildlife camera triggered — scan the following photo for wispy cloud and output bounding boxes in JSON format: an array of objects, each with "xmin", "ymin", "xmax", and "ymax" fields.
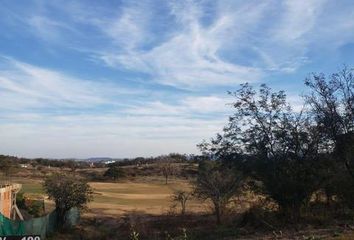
[
  {"xmin": 28, "ymin": 15, "xmax": 77, "ymax": 42},
  {"xmin": 0, "ymin": 57, "xmax": 109, "ymax": 110},
  {"xmin": 5, "ymin": 0, "xmax": 353, "ymax": 89},
  {"xmin": 97, "ymin": 0, "xmax": 266, "ymax": 88},
  {"xmin": 0, "ymin": 57, "xmax": 230, "ymax": 157},
  {"xmin": 96, "ymin": 0, "xmax": 354, "ymax": 87},
  {"xmin": 274, "ymin": 0, "xmax": 326, "ymax": 43},
  {"xmin": 0, "ymin": 56, "xmax": 151, "ymax": 114},
  {"xmin": 126, "ymin": 95, "xmax": 231, "ymax": 116}
]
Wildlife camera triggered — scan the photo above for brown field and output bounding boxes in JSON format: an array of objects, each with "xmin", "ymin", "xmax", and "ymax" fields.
[
  {"xmin": 88, "ymin": 178, "xmax": 207, "ymax": 216},
  {"xmin": 17, "ymin": 176, "xmax": 207, "ymax": 217}
]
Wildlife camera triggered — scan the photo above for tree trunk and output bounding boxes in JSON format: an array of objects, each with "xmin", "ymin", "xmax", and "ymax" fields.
[
  {"xmin": 181, "ymin": 201, "xmax": 186, "ymax": 215},
  {"xmin": 345, "ymin": 161, "xmax": 354, "ymax": 180},
  {"xmin": 215, "ymin": 203, "xmax": 221, "ymax": 225},
  {"xmin": 56, "ymin": 207, "xmax": 67, "ymax": 228}
]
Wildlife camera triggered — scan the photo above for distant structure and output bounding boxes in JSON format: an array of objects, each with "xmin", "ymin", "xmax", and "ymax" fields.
[
  {"xmin": 20, "ymin": 164, "xmax": 29, "ymax": 168},
  {"xmin": 0, "ymin": 182, "xmax": 23, "ymax": 220}
]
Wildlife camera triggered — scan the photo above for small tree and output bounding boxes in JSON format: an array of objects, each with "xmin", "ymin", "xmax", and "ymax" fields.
[
  {"xmin": 171, "ymin": 190, "xmax": 192, "ymax": 215},
  {"xmin": 104, "ymin": 165, "xmax": 125, "ymax": 181},
  {"xmin": 43, "ymin": 173, "xmax": 93, "ymax": 227},
  {"xmin": 67, "ymin": 160, "xmax": 78, "ymax": 175},
  {"xmin": 194, "ymin": 161, "xmax": 243, "ymax": 224},
  {"xmin": 160, "ymin": 162, "xmax": 175, "ymax": 184}
]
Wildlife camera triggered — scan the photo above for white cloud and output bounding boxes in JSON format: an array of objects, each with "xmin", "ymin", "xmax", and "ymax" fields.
[
  {"xmin": 97, "ymin": 0, "xmax": 267, "ymax": 88},
  {"xmin": 0, "ymin": 57, "xmax": 230, "ymax": 158},
  {"xmin": 14, "ymin": 0, "xmax": 354, "ymax": 89},
  {"xmin": 103, "ymin": 3, "xmax": 151, "ymax": 51},
  {"xmin": 274, "ymin": 0, "xmax": 326, "ymax": 43},
  {"xmin": 95, "ymin": 0, "xmax": 335, "ymax": 88},
  {"xmin": 125, "ymin": 95, "xmax": 232, "ymax": 116},
  {"xmin": 0, "ymin": 112, "xmax": 227, "ymax": 158},
  {"xmin": 0, "ymin": 57, "xmax": 140, "ymax": 110}
]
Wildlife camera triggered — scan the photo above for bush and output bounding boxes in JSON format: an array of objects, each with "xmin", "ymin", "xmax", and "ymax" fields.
[
  {"xmin": 104, "ymin": 166, "xmax": 126, "ymax": 181},
  {"xmin": 194, "ymin": 161, "xmax": 244, "ymax": 224}
]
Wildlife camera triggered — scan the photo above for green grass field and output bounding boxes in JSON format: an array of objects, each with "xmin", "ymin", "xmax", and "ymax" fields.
[{"xmin": 20, "ymin": 182, "xmax": 44, "ymax": 195}]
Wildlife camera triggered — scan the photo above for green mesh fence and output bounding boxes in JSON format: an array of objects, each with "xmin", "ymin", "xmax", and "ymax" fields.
[{"xmin": 0, "ymin": 208, "xmax": 79, "ymax": 239}]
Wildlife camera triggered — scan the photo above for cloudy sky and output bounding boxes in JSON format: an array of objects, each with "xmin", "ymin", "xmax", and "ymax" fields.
[{"xmin": 0, "ymin": 0, "xmax": 354, "ymax": 158}]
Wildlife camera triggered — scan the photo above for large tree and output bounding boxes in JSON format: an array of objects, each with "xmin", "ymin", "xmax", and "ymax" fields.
[
  {"xmin": 43, "ymin": 173, "xmax": 93, "ymax": 227},
  {"xmin": 305, "ymin": 68, "xmax": 354, "ymax": 178},
  {"xmin": 305, "ymin": 68, "xmax": 354, "ymax": 207},
  {"xmin": 200, "ymin": 84, "xmax": 325, "ymax": 219}
]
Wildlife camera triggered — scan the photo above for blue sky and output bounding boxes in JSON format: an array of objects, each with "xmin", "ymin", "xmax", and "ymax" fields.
[{"xmin": 0, "ymin": 0, "xmax": 354, "ymax": 158}]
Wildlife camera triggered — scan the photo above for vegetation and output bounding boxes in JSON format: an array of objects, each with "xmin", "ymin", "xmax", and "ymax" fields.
[
  {"xmin": 194, "ymin": 161, "xmax": 244, "ymax": 224},
  {"xmin": 160, "ymin": 161, "xmax": 176, "ymax": 184},
  {"xmin": 171, "ymin": 190, "xmax": 192, "ymax": 215},
  {"xmin": 104, "ymin": 165, "xmax": 126, "ymax": 181},
  {"xmin": 43, "ymin": 173, "xmax": 93, "ymax": 227},
  {"xmin": 0, "ymin": 156, "xmax": 18, "ymax": 177},
  {"xmin": 200, "ymin": 67, "xmax": 354, "ymax": 223},
  {"xmin": 211, "ymin": 83, "xmax": 323, "ymax": 219}
]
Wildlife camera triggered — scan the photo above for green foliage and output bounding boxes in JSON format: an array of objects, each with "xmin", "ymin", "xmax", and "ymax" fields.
[
  {"xmin": 26, "ymin": 200, "xmax": 44, "ymax": 217},
  {"xmin": 104, "ymin": 165, "xmax": 125, "ymax": 180},
  {"xmin": 17, "ymin": 192, "xmax": 45, "ymax": 217},
  {"xmin": 335, "ymin": 133, "xmax": 354, "ymax": 180},
  {"xmin": 130, "ymin": 229, "xmax": 140, "ymax": 240},
  {"xmin": 181, "ymin": 228, "xmax": 188, "ymax": 240},
  {"xmin": 305, "ymin": 68, "xmax": 354, "ymax": 209},
  {"xmin": 200, "ymin": 84, "xmax": 325, "ymax": 219},
  {"xmin": 43, "ymin": 173, "xmax": 93, "ymax": 226},
  {"xmin": 16, "ymin": 192, "xmax": 26, "ymax": 209},
  {"xmin": 0, "ymin": 157, "xmax": 18, "ymax": 177}
]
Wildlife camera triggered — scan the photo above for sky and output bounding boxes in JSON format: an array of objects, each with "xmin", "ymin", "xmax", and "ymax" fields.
[{"xmin": 0, "ymin": 0, "xmax": 354, "ymax": 159}]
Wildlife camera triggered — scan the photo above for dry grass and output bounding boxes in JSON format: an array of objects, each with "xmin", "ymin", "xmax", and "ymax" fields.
[
  {"xmin": 88, "ymin": 178, "xmax": 207, "ymax": 216},
  {"xmin": 16, "ymin": 176, "xmax": 208, "ymax": 217}
]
